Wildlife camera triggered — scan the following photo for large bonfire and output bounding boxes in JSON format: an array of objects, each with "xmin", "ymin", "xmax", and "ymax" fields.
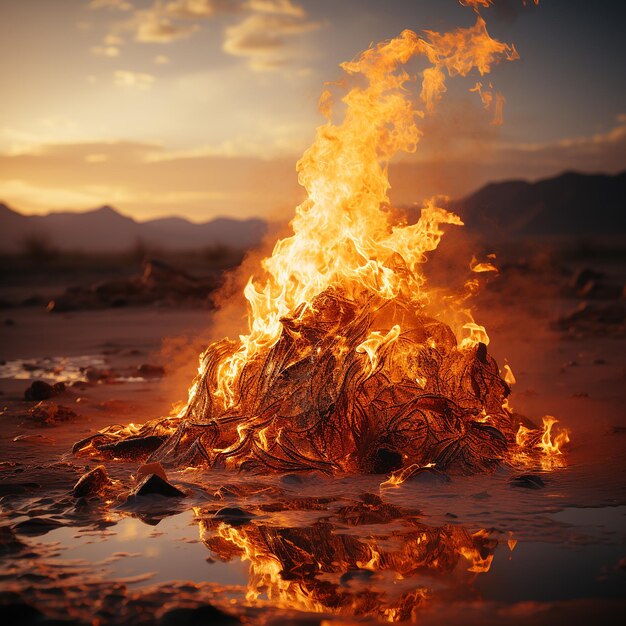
[{"xmin": 76, "ymin": 0, "xmax": 568, "ymax": 475}]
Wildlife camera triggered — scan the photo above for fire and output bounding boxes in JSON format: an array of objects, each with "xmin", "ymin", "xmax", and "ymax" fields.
[
  {"xmin": 168, "ymin": 12, "xmax": 523, "ymax": 473},
  {"xmin": 380, "ymin": 462, "xmax": 437, "ymax": 488},
  {"xmin": 198, "ymin": 14, "xmax": 519, "ymax": 410},
  {"xmin": 196, "ymin": 503, "xmax": 499, "ymax": 622},
  {"xmin": 74, "ymin": 0, "xmax": 567, "ymax": 477},
  {"xmin": 514, "ymin": 416, "xmax": 570, "ymax": 470}
]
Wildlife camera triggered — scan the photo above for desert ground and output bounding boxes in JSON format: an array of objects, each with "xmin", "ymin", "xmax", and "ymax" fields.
[{"xmin": 0, "ymin": 239, "xmax": 624, "ymax": 625}]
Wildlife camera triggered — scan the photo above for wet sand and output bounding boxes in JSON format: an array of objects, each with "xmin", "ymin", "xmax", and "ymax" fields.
[{"xmin": 0, "ymin": 264, "xmax": 625, "ymax": 625}]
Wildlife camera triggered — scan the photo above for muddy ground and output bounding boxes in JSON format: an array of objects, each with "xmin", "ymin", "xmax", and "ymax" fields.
[{"xmin": 0, "ymin": 245, "xmax": 624, "ymax": 625}]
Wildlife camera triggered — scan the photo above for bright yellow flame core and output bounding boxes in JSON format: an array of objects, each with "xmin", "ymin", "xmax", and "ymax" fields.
[{"xmin": 209, "ymin": 19, "xmax": 518, "ymax": 408}]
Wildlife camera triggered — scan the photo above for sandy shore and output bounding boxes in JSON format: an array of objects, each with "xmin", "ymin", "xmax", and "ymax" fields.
[{"xmin": 0, "ymin": 260, "xmax": 624, "ymax": 625}]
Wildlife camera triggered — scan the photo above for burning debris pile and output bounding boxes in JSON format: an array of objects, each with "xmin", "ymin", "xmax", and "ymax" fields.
[
  {"xmin": 75, "ymin": 1, "xmax": 568, "ymax": 475},
  {"xmin": 158, "ymin": 289, "xmax": 516, "ymax": 474}
]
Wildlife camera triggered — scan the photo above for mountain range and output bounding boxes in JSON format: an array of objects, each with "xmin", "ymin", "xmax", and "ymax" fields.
[
  {"xmin": 454, "ymin": 170, "xmax": 626, "ymax": 238},
  {"xmin": 0, "ymin": 204, "xmax": 268, "ymax": 253},
  {"xmin": 1, "ymin": 170, "xmax": 624, "ymax": 253}
]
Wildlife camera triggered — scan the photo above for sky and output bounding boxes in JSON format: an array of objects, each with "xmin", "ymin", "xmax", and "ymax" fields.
[{"xmin": 0, "ymin": 0, "xmax": 624, "ymax": 222}]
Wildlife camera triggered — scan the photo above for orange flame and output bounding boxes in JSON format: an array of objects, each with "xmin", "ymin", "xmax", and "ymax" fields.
[
  {"xmin": 197, "ymin": 508, "xmax": 498, "ymax": 621},
  {"xmin": 515, "ymin": 415, "xmax": 570, "ymax": 469},
  {"xmin": 537, "ymin": 415, "xmax": 571, "ymax": 457},
  {"xmin": 194, "ymin": 16, "xmax": 519, "ymax": 410}
]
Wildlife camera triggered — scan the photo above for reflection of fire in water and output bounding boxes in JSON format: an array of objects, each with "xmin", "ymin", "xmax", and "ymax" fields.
[
  {"xmin": 74, "ymin": 0, "xmax": 568, "ymax": 475},
  {"xmin": 196, "ymin": 494, "xmax": 499, "ymax": 622}
]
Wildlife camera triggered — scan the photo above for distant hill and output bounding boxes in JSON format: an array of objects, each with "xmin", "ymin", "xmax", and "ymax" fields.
[
  {"xmin": 2, "ymin": 170, "xmax": 624, "ymax": 254},
  {"xmin": 454, "ymin": 170, "xmax": 626, "ymax": 237},
  {"xmin": 0, "ymin": 204, "xmax": 268, "ymax": 253}
]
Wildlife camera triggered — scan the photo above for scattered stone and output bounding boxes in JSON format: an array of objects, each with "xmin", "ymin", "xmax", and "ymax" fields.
[
  {"xmin": 24, "ymin": 380, "xmax": 65, "ymax": 401},
  {"xmin": 83, "ymin": 366, "xmax": 116, "ymax": 383},
  {"xmin": 212, "ymin": 507, "xmax": 255, "ymax": 526},
  {"xmin": 553, "ymin": 302, "xmax": 625, "ymax": 336},
  {"xmin": 137, "ymin": 364, "xmax": 166, "ymax": 378},
  {"xmin": 472, "ymin": 491, "xmax": 491, "ymax": 500},
  {"xmin": 136, "ymin": 462, "xmax": 168, "ymax": 483},
  {"xmin": 340, "ymin": 569, "xmax": 375, "ymax": 586},
  {"xmin": 47, "ymin": 258, "xmax": 220, "ymax": 313},
  {"xmin": 72, "ymin": 465, "xmax": 111, "ymax": 498},
  {"xmin": 510, "ymin": 474, "xmax": 545, "ymax": 489},
  {"xmin": 29, "ymin": 401, "xmax": 77, "ymax": 425},
  {"xmin": 96, "ymin": 435, "xmax": 167, "ymax": 460},
  {"xmin": 0, "ymin": 525, "xmax": 26, "ymax": 553},
  {"xmin": 0, "ymin": 602, "xmax": 43, "ymax": 624},
  {"xmin": 280, "ymin": 473, "xmax": 302, "ymax": 485},
  {"xmin": 130, "ymin": 474, "xmax": 186, "ymax": 498},
  {"xmin": 371, "ymin": 447, "xmax": 403, "ymax": 473},
  {"xmin": 13, "ymin": 517, "xmax": 65, "ymax": 536},
  {"xmin": 159, "ymin": 604, "xmax": 240, "ymax": 626}
]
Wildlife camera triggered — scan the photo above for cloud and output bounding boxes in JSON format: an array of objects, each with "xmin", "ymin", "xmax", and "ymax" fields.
[
  {"xmin": 1, "ymin": 115, "xmax": 623, "ymax": 222},
  {"xmin": 104, "ymin": 33, "xmax": 124, "ymax": 45},
  {"xmin": 88, "ymin": 0, "xmax": 133, "ymax": 10},
  {"xmin": 223, "ymin": 13, "xmax": 321, "ymax": 70},
  {"xmin": 491, "ymin": 115, "xmax": 626, "ymax": 174},
  {"xmin": 154, "ymin": 54, "xmax": 170, "ymax": 64},
  {"xmin": 90, "ymin": 45, "xmax": 121, "ymax": 57},
  {"xmin": 97, "ymin": 0, "xmax": 319, "ymax": 71},
  {"xmin": 165, "ymin": 0, "xmax": 242, "ymax": 19},
  {"xmin": 0, "ymin": 141, "xmax": 301, "ymax": 219},
  {"xmin": 245, "ymin": 0, "xmax": 305, "ymax": 16},
  {"xmin": 391, "ymin": 114, "xmax": 626, "ymax": 202},
  {"xmin": 114, "ymin": 70, "xmax": 156, "ymax": 89},
  {"xmin": 133, "ymin": 10, "xmax": 199, "ymax": 42}
]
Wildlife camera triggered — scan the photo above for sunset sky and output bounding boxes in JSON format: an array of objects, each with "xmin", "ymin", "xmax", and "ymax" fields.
[{"xmin": 0, "ymin": 0, "xmax": 624, "ymax": 222}]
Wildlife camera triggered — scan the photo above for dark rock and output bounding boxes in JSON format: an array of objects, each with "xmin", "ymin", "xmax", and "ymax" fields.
[
  {"xmin": 371, "ymin": 447, "xmax": 403, "ymax": 474},
  {"xmin": 472, "ymin": 491, "xmax": 491, "ymax": 500},
  {"xmin": 339, "ymin": 569, "xmax": 375, "ymax": 586},
  {"xmin": 510, "ymin": 474, "xmax": 545, "ymax": 489},
  {"xmin": 24, "ymin": 380, "xmax": 64, "ymax": 401},
  {"xmin": 0, "ymin": 602, "xmax": 43, "ymax": 624},
  {"xmin": 136, "ymin": 462, "xmax": 168, "ymax": 483},
  {"xmin": 212, "ymin": 507, "xmax": 255, "ymax": 526},
  {"xmin": 72, "ymin": 465, "xmax": 111, "ymax": 498},
  {"xmin": 96, "ymin": 435, "xmax": 166, "ymax": 460},
  {"xmin": 553, "ymin": 302, "xmax": 625, "ymax": 336},
  {"xmin": 280, "ymin": 473, "xmax": 304, "ymax": 485},
  {"xmin": 137, "ymin": 364, "xmax": 166, "ymax": 378},
  {"xmin": 29, "ymin": 401, "xmax": 77, "ymax": 425},
  {"xmin": 83, "ymin": 367, "xmax": 116, "ymax": 383},
  {"xmin": 13, "ymin": 517, "xmax": 65, "ymax": 536},
  {"xmin": 159, "ymin": 604, "xmax": 240, "ymax": 626},
  {"xmin": 0, "ymin": 526, "xmax": 26, "ymax": 553},
  {"xmin": 131, "ymin": 474, "xmax": 186, "ymax": 498}
]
